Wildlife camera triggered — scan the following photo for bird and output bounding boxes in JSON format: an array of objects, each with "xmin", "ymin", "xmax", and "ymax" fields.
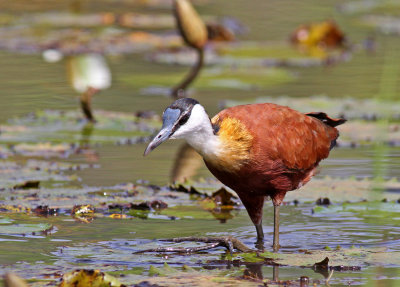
[{"xmin": 144, "ymin": 98, "xmax": 346, "ymax": 251}]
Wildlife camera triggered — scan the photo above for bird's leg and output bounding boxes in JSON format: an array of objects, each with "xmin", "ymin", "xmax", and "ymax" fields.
[
  {"xmin": 254, "ymin": 221, "xmax": 264, "ymax": 251},
  {"xmin": 80, "ymin": 86, "xmax": 98, "ymax": 123},
  {"xmin": 273, "ymin": 204, "xmax": 280, "ymax": 252},
  {"xmin": 171, "ymin": 48, "xmax": 204, "ymax": 98},
  {"xmin": 238, "ymin": 194, "xmax": 266, "ymax": 249}
]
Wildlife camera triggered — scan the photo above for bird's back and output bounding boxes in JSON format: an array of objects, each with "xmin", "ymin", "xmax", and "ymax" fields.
[{"xmin": 207, "ymin": 103, "xmax": 345, "ymax": 204}]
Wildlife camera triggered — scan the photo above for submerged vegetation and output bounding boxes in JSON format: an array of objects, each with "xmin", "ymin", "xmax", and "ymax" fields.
[{"xmin": 1, "ymin": 0, "xmax": 400, "ymax": 286}]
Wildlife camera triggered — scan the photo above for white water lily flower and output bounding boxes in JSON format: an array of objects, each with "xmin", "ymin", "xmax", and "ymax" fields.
[{"xmin": 67, "ymin": 53, "xmax": 111, "ymax": 93}]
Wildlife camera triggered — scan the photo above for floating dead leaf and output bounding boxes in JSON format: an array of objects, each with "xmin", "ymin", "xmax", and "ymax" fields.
[
  {"xmin": 59, "ymin": 269, "xmax": 125, "ymax": 287},
  {"xmin": 109, "ymin": 214, "xmax": 127, "ymax": 219},
  {"xmin": 315, "ymin": 197, "xmax": 330, "ymax": 205},
  {"xmin": 207, "ymin": 23, "xmax": 235, "ymax": 42},
  {"xmin": 71, "ymin": 205, "xmax": 95, "ymax": 223},
  {"xmin": 0, "ymin": 205, "xmax": 31, "ymax": 213},
  {"xmin": 211, "ymin": 187, "xmax": 238, "ymax": 207},
  {"xmin": 33, "ymin": 205, "xmax": 59, "ymax": 217},
  {"xmin": 199, "ymin": 188, "xmax": 239, "ymax": 222},
  {"xmin": 149, "ymin": 200, "xmax": 168, "ymax": 210},
  {"xmin": 72, "ymin": 204, "xmax": 95, "ymax": 215},
  {"xmin": 169, "ymin": 184, "xmax": 204, "ymax": 197},
  {"xmin": 12, "ymin": 180, "xmax": 40, "ymax": 190},
  {"xmin": 291, "ymin": 20, "xmax": 346, "ymax": 58},
  {"xmin": 130, "ymin": 202, "xmax": 151, "ymax": 211}
]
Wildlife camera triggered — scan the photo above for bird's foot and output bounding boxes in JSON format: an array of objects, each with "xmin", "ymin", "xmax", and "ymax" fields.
[
  {"xmin": 133, "ymin": 236, "xmax": 253, "ymax": 255},
  {"xmin": 254, "ymin": 239, "xmax": 265, "ymax": 252},
  {"xmin": 272, "ymin": 243, "xmax": 281, "ymax": 253}
]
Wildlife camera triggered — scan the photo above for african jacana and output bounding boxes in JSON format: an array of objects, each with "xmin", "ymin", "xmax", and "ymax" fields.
[{"xmin": 144, "ymin": 98, "xmax": 345, "ymax": 251}]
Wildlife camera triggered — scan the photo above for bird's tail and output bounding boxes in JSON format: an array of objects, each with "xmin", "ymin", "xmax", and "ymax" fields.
[{"xmin": 305, "ymin": 112, "xmax": 346, "ymax": 127}]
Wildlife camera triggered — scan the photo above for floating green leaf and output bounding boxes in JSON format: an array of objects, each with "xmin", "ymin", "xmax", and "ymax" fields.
[{"xmin": 0, "ymin": 223, "xmax": 52, "ymax": 235}]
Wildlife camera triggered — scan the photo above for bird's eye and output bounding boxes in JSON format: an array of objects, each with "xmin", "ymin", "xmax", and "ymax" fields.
[{"xmin": 178, "ymin": 113, "xmax": 189, "ymax": 125}]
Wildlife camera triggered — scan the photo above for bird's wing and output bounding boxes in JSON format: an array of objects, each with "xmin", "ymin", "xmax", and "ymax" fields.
[{"xmin": 212, "ymin": 103, "xmax": 342, "ymax": 171}]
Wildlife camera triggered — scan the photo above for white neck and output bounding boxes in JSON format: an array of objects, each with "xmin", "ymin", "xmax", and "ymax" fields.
[{"xmin": 170, "ymin": 104, "xmax": 221, "ymax": 158}]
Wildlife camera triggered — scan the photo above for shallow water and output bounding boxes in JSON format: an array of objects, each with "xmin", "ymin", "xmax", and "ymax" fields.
[{"xmin": 1, "ymin": 0, "xmax": 400, "ymax": 286}]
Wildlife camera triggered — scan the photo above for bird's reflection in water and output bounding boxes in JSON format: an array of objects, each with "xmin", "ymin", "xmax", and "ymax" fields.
[
  {"xmin": 241, "ymin": 263, "xmax": 284, "ymax": 284},
  {"xmin": 243, "ymin": 264, "xmax": 315, "ymax": 286},
  {"xmin": 243, "ymin": 262, "xmax": 264, "ymax": 280},
  {"xmin": 171, "ymin": 143, "xmax": 240, "ymax": 223},
  {"xmin": 273, "ymin": 265, "xmax": 279, "ymax": 282},
  {"xmin": 79, "ymin": 123, "xmax": 99, "ymax": 162},
  {"xmin": 170, "ymin": 143, "xmax": 203, "ymax": 183}
]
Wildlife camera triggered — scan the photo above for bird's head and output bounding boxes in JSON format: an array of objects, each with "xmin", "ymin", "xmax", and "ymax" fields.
[{"xmin": 144, "ymin": 98, "xmax": 210, "ymax": 156}]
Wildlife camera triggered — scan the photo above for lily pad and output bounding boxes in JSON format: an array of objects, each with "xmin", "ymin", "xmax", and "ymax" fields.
[
  {"xmin": 0, "ymin": 217, "xmax": 12, "ymax": 224},
  {"xmin": 286, "ymin": 176, "xmax": 400, "ymax": 202},
  {"xmin": 361, "ymin": 15, "xmax": 400, "ymax": 36},
  {"xmin": 0, "ymin": 109, "xmax": 160, "ymax": 149},
  {"xmin": 235, "ymin": 247, "xmax": 400, "ymax": 267},
  {"xmin": 0, "ymin": 160, "xmax": 79, "ymax": 189},
  {"xmin": 312, "ymin": 201, "xmax": 400, "ymax": 226},
  {"xmin": 123, "ymin": 66, "xmax": 294, "ymax": 93},
  {"xmin": 0, "ymin": 223, "xmax": 52, "ymax": 235}
]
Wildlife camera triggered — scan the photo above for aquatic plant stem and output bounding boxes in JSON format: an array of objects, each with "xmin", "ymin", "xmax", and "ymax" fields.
[
  {"xmin": 80, "ymin": 87, "xmax": 98, "ymax": 123},
  {"xmin": 273, "ymin": 205, "xmax": 280, "ymax": 252},
  {"xmin": 171, "ymin": 48, "xmax": 204, "ymax": 98}
]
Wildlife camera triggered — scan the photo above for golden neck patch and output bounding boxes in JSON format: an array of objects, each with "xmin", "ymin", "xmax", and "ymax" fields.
[{"xmin": 207, "ymin": 115, "xmax": 253, "ymax": 172}]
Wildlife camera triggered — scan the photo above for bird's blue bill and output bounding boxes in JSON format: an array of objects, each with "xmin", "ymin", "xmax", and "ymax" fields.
[{"xmin": 144, "ymin": 108, "xmax": 181, "ymax": 156}]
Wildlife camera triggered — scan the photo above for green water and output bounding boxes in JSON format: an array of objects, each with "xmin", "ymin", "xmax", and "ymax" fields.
[{"xmin": 0, "ymin": 0, "xmax": 400, "ymax": 286}]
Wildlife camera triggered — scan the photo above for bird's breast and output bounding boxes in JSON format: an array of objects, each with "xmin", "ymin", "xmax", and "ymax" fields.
[{"xmin": 205, "ymin": 115, "xmax": 254, "ymax": 173}]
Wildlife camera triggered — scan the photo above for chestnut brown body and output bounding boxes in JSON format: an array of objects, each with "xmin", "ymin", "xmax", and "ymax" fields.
[{"xmin": 206, "ymin": 103, "xmax": 345, "ymax": 226}]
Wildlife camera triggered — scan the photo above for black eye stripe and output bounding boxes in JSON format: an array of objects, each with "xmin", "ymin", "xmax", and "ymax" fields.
[
  {"xmin": 178, "ymin": 113, "xmax": 190, "ymax": 125},
  {"xmin": 170, "ymin": 112, "xmax": 190, "ymax": 135}
]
